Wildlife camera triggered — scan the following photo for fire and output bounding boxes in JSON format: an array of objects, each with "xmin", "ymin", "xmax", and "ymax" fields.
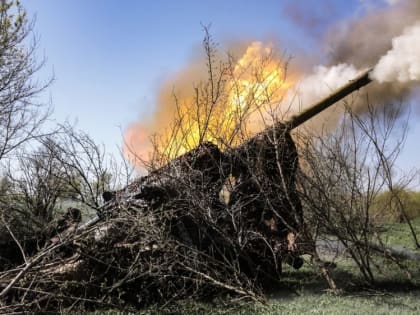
[
  {"xmin": 123, "ymin": 123, "xmax": 151, "ymax": 164},
  {"xmin": 125, "ymin": 42, "xmax": 296, "ymax": 165},
  {"xmin": 227, "ymin": 43, "xmax": 295, "ymax": 133}
]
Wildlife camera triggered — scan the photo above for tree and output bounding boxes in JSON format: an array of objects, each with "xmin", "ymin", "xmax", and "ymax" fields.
[
  {"xmin": 2, "ymin": 143, "xmax": 68, "ymax": 235},
  {"xmin": 0, "ymin": 0, "xmax": 53, "ymax": 266},
  {"xmin": 297, "ymin": 101, "xmax": 416, "ymax": 284},
  {"xmin": 0, "ymin": 25, "xmax": 416, "ymax": 312},
  {"xmin": 1, "ymin": 122, "xmax": 130, "ymax": 231},
  {"xmin": 0, "ymin": 0, "xmax": 51, "ymax": 163},
  {"xmin": 39, "ymin": 123, "xmax": 130, "ymax": 210}
]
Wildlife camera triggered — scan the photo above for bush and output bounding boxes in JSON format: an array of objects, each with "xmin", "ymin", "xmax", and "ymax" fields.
[{"xmin": 370, "ymin": 189, "xmax": 420, "ymax": 223}]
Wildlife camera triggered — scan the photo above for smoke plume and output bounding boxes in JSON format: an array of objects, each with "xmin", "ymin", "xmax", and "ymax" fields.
[
  {"xmin": 326, "ymin": 0, "xmax": 420, "ymax": 97},
  {"xmin": 282, "ymin": 0, "xmax": 420, "ymax": 130},
  {"xmin": 372, "ymin": 22, "xmax": 420, "ymax": 83},
  {"xmin": 327, "ymin": 0, "xmax": 420, "ymax": 68},
  {"xmin": 125, "ymin": 0, "xmax": 420, "ymax": 163}
]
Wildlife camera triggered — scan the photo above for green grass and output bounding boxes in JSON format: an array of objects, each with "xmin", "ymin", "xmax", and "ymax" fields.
[
  {"xmin": 97, "ymin": 288, "xmax": 420, "ymax": 314},
  {"xmin": 234, "ymin": 292, "xmax": 420, "ymax": 315},
  {"xmin": 247, "ymin": 219, "xmax": 420, "ymax": 315},
  {"xmin": 381, "ymin": 216, "xmax": 420, "ymax": 251}
]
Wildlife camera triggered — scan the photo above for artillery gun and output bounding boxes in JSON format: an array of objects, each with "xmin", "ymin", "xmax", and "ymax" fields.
[
  {"xmin": 66, "ymin": 69, "xmax": 374, "ymax": 263},
  {"xmin": 0, "ymin": 69, "xmax": 372, "ymax": 265},
  {"xmin": 107, "ymin": 69, "xmax": 373, "ymax": 206},
  {"xmin": 0, "ymin": 69, "xmax": 374, "ymax": 310},
  {"xmin": 99, "ymin": 70, "xmax": 373, "ymax": 232},
  {"xmin": 76, "ymin": 69, "xmax": 373, "ymax": 272}
]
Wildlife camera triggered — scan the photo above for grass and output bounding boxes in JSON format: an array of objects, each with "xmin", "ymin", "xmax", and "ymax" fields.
[
  {"xmin": 381, "ymin": 216, "xmax": 420, "ymax": 251},
  {"xmin": 234, "ymin": 292, "xmax": 420, "ymax": 315},
  {"xmin": 94, "ymin": 292, "xmax": 420, "ymax": 315},
  {"xmin": 247, "ymin": 218, "xmax": 420, "ymax": 315}
]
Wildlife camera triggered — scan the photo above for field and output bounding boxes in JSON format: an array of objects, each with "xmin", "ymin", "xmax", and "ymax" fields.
[{"xmin": 382, "ymin": 217, "xmax": 420, "ymax": 251}]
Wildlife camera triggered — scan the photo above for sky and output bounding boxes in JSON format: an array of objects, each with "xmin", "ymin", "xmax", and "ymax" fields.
[{"xmin": 21, "ymin": 0, "xmax": 420, "ymax": 185}]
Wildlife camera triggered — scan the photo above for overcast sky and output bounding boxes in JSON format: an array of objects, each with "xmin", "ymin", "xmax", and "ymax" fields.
[{"xmin": 21, "ymin": 0, "xmax": 420, "ymax": 185}]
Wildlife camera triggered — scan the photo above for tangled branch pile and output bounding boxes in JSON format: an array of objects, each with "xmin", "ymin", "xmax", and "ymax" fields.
[{"xmin": 0, "ymin": 124, "xmax": 308, "ymax": 313}]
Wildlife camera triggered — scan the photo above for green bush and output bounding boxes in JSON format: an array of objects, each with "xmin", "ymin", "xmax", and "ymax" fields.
[{"xmin": 370, "ymin": 189, "xmax": 420, "ymax": 223}]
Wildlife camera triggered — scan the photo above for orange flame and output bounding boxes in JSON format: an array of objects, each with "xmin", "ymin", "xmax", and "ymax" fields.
[{"xmin": 124, "ymin": 42, "xmax": 296, "ymax": 166}]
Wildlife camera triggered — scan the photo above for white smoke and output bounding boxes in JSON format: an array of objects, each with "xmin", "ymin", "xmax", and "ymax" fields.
[
  {"xmin": 288, "ymin": 64, "xmax": 362, "ymax": 112},
  {"xmin": 271, "ymin": 63, "xmax": 368, "ymax": 131},
  {"xmin": 287, "ymin": 0, "xmax": 420, "ymax": 120},
  {"xmin": 385, "ymin": 0, "xmax": 402, "ymax": 5},
  {"xmin": 372, "ymin": 22, "xmax": 420, "ymax": 83}
]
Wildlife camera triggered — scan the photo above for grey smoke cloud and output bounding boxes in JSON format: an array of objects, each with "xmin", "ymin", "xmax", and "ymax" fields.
[
  {"xmin": 327, "ymin": 0, "xmax": 420, "ymax": 68},
  {"xmin": 290, "ymin": 0, "xmax": 420, "ymax": 123}
]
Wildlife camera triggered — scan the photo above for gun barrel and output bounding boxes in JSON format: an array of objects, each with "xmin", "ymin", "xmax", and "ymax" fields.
[{"xmin": 286, "ymin": 68, "xmax": 373, "ymax": 130}]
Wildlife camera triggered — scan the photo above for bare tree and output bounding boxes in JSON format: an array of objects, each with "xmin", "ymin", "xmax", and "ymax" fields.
[
  {"xmin": 297, "ymin": 101, "xmax": 415, "ymax": 284},
  {"xmin": 3, "ymin": 122, "xmax": 131, "ymax": 217},
  {"xmin": 0, "ymin": 0, "xmax": 53, "ymax": 271},
  {"xmin": 2, "ymin": 144, "xmax": 68, "ymax": 235},
  {"xmin": 0, "ymin": 0, "xmax": 52, "ymax": 163},
  {"xmin": 0, "ymin": 122, "xmax": 135, "ymax": 274},
  {"xmin": 40, "ymin": 124, "xmax": 114, "ymax": 210}
]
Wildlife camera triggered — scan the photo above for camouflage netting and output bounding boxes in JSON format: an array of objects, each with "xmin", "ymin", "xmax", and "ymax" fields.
[{"xmin": 0, "ymin": 125, "xmax": 305, "ymax": 312}]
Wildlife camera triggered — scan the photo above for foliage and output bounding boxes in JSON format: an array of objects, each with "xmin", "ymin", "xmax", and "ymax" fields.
[
  {"xmin": 0, "ymin": 0, "xmax": 54, "ymax": 267},
  {"xmin": 371, "ymin": 189, "xmax": 420, "ymax": 222}
]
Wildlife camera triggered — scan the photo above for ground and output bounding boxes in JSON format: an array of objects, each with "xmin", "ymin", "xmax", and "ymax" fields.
[{"xmin": 89, "ymin": 218, "xmax": 420, "ymax": 315}]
